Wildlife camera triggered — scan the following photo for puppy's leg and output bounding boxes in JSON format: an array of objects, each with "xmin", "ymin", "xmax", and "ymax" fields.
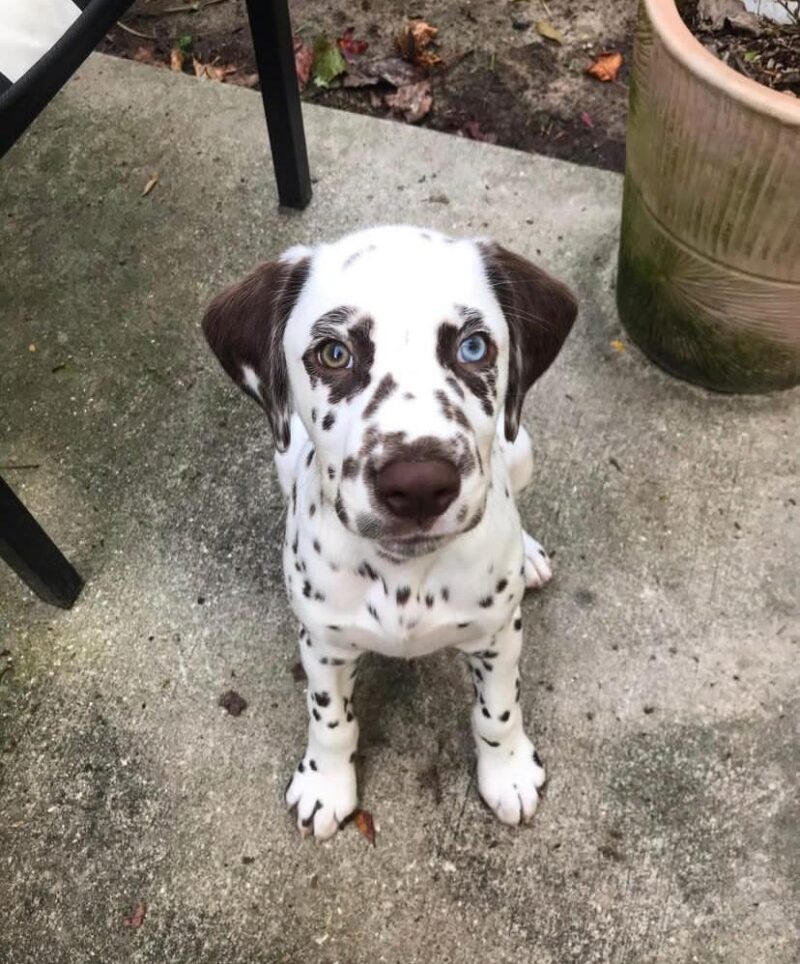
[
  {"xmin": 459, "ymin": 609, "xmax": 545, "ymax": 825},
  {"xmin": 497, "ymin": 426, "xmax": 553, "ymax": 590},
  {"xmin": 285, "ymin": 628, "xmax": 360, "ymax": 839}
]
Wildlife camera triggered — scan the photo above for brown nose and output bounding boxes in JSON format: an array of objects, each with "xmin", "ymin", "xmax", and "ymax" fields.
[{"xmin": 375, "ymin": 459, "xmax": 461, "ymax": 522}]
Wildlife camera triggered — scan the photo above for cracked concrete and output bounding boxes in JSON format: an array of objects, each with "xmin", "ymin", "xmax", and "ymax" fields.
[{"xmin": 0, "ymin": 54, "xmax": 798, "ymax": 964}]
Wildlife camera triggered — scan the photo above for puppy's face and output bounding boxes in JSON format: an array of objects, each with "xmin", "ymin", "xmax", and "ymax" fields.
[{"xmin": 203, "ymin": 226, "xmax": 577, "ymax": 558}]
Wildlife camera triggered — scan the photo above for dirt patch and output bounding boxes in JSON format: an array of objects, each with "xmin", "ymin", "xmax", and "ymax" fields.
[
  {"xmin": 98, "ymin": 0, "xmax": 637, "ymax": 172},
  {"xmin": 679, "ymin": 0, "xmax": 800, "ymax": 94}
]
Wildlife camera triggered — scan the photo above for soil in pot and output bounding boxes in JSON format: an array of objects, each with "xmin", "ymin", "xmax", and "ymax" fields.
[{"xmin": 678, "ymin": 0, "xmax": 800, "ymax": 95}]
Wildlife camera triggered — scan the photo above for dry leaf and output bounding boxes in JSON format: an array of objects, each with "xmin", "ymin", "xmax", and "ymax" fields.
[
  {"xmin": 192, "ymin": 57, "xmax": 235, "ymax": 82},
  {"xmin": 536, "ymin": 21, "xmax": 564, "ymax": 44},
  {"xmin": 170, "ymin": 48, "xmax": 184, "ymax": 73},
  {"xmin": 337, "ymin": 27, "xmax": 368, "ymax": 62},
  {"xmin": 132, "ymin": 46, "xmax": 156, "ymax": 65},
  {"xmin": 385, "ymin": 79, "xmax": 433, "ymax": 123},
  {"xmin": 218, "ymin": 689, "xmax": 248, "ymax": 716},
  {"xmin": 610, "ymin": 338, "xmax": 626, "ymax": 352},
  {"xmin": 225, "ymin": 70, "xmax": 259, "ymax": 89},
  {"xmin": 354, "ymin": 809, "xmax": 376, "ymax": 846},
  {"xmin": 461, "ymin": 120, "xmax": 498, "ymax": 144},
  {"xmin": 142, "ymin": 175, "xmax": 159, "ymax": 197},
  {"xmin": 294, "ymin": 36, "xmax": 314, "ymax": 88},
  {"xmin": 586, "ymin": 51, "xmax": 623, "ymax": 83},
  {"xmin": 396, "ymin": 20, "xmax": 443, "ymax": 68},
  {"xmin": 122, "ymin": 902, "xmax": 147, "ymax": 928}
]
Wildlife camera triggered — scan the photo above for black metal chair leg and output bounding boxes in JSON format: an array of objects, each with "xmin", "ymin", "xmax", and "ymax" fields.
[
  {"xmin": 245, "ymin": 0, "xmax": 312, "ymax": 210},
  {"xmin": 0, "ymin": 476, "xmax": 83, "ymax": 609}
]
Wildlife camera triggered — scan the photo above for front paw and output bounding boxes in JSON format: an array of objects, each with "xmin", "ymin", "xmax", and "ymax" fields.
[
  {"xmin": 285, "ymin": 755, "xmax": 357, "ymax": 840},
  {"xmin": 522, "ymin": 531, "xmax": 553, "ymax": 590},
  {"xmin": 477, "ymin": 735, "xmax": 546, "ymax": 826}
]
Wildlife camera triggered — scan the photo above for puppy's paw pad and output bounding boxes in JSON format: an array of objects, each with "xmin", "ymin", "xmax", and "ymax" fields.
[
  {"xmin": 285, "ymin": 758, "xmax": 357, "ymax": 840},
  {"xmin": 522, "ymin": 532, "xmax": 553, "ymax": 590},
  {"xmin": 477, "ymin": 739, "xmax": 546, "ymax": 826}
]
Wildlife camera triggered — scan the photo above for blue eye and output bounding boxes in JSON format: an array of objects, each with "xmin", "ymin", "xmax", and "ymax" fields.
[
  {"xmin": 319, "ymin": 340, "xmax": 352, "ymax": 369},
  {"xmin": 457, "ymin": 334, "xmax": 488, "ymax": 364}
]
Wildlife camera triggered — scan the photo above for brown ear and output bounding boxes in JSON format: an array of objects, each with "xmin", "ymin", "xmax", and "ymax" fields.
[
  {"xmin": 202, "ymin": 255, "xmax": 310, "ymax": 451},
  {"xmin": 480, "ymin": 242, "xmax": 578, "ymax": 441}
]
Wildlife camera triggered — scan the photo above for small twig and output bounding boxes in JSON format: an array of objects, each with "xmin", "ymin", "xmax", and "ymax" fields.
[
  {"xmin": 136, "ymin": 0, "xmax": 229, "ymax": 17},
  {"xmin": 0, "ymin": 463, "xmax": 40, "ymax": 470},
  {"xmin": 117, "ymin": 22, "xmax": 158, "ymax": 40}
]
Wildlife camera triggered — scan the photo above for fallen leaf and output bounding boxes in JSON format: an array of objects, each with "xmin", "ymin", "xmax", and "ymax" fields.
[
  {"xmin": 536, "ymin": 20, "xmax": 564, "ymax": 44},
  {"xmin": 350, "ymin": 56, "xmax": 425, "ymax": 87},
  {"xmin": 142, "ymin": 175, "xmax": 159, "ymax": 197},
  {"xmin": 122, "ymin": 902, "xmax": 147, "ymax": 929},
  {"xmin": 132, "ymin": 46, "xmax": 156, "ymax": 65},
  {"xmin": 385, "ymin": 79, "xmax": 433, "ymax": 123},
  {"xmin": 170, "ymin": 48, "xmax": 184, "ymax": 73},
  {"xmin": 353, "ymin": 808, "xmax": 376, "ymax": 846},
  {"xmin": 610, "ymin": 338, "xmax": 626, "ymax": 352},
  {"xmin": 580, "ymin": 110, "xmax": 594, "ymax": 128},
  {"xmin": 586, "ymin": 51, "xmax": 623, "ymax": 83},
  {"xmin": 461, "ymin": 120, "xmax": 498, "ymax": 144},
  {"xmin": 294, "ymin": 36, "xmax": 314, "ymax": 88},
  {"xmin": 218, "ymin": 689, "xmax": 248, "ymax": 716},
  {"xmin": 192, "ymin": 57, "xmax": 235, "ymax": 82},
  {"xmin": 396, "ymin": 19, "xmax": 443, "ymax": 68},
  {"xmin": 337, "ymin": 27, "xmax": 369, "ymax": 63},
  {"xmin": 312, "ymin": 35, "xmax": 347, "ymax": 88},
  {"xmin": 225, "ymin": 70, "xmax": 259, "ymax": 89}
]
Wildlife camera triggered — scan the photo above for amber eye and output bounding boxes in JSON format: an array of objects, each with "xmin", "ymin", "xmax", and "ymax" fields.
[{"xmin": 319, "ymin": 340, "xmax": 352, "ymax": 369}]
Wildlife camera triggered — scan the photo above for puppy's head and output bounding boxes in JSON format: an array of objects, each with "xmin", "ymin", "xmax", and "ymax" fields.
[{"xmin": 203, "ymin": 226, "xmax": 576, "ymax": 558}]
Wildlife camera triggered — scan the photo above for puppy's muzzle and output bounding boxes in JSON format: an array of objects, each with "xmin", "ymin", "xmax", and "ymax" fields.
[{"xmin": 376, "ymin": 459, "xmax": 460, "ymax": 524}]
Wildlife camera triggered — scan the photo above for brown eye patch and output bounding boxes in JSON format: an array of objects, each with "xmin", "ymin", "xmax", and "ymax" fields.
[
  {"xmin": 436, "ymin": 308, "xmax": 498, "ymax": 417},
  {"xmin": 301, "ymin": 309, "xmax": 375, "ymax": 404}
]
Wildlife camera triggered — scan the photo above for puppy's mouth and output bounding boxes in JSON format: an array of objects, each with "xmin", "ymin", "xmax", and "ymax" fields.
[{"xmin": 377, "ymin": 532, "xmax": 452, "ymax": 559}]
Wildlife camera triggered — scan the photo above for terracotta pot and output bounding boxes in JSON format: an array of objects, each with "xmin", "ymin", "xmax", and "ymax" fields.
[{"xmin": 617, "ymin": 0, "xmax": 800, "ymax": 392}]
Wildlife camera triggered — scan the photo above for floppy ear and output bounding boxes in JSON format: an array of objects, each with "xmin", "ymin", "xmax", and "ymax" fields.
[
  {"xmin": 201, "ymin": 252, "xmax": 311, "ymax": 452},
  {"xmin": 479, "ymin": 242, "xmax": 578, "ymax": 441}
]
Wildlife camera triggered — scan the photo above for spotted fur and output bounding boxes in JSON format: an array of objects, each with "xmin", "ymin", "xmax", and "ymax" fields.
[{"xmin": 202, "ymin": 225, "xmax": 576, "ymax": 839}]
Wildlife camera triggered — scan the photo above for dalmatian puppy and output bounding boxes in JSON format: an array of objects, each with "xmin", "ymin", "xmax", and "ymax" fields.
[{"xmin": 202, "ymin": 225, "xmax": 577, "ymax": 839}]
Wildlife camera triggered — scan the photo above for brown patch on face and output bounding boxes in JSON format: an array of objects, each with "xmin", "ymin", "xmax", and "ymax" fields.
[
  {"xmin": 436, "ymin": 310, "xmax": 498, "ymax": 418},
  {"xmin": 363, "ymin": 373, "xmax": 398, "ymax": 420},
  {"xmin": 435, "ymin": 389, "xmax": 471, "ymax": 430},
  {"xmin": 302, "ymin": 311, "xmax": 375, "ymax": 404},
  {"xmin": 342, "ymin": 456, "xmax": 360, "ymax": 479}
]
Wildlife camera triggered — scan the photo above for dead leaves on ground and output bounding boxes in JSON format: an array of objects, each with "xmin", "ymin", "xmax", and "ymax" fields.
[
  {"xmin": 353, "ymin": 808, "xmax": 376, "ymax": 846},
  {"xmin": 586, "ymin": 51, "xmax": 624, "ymax": 82},
  {"xmin": 396, "ymin": 19, "xmax": 443, "ymax": 68},
  {"xmin": 386, "ymin": 79, "xmax": 433, "ymax": 123},
  {"xmin": 122, "ymin": 902, "xmax": 147, "ymax": 929}
]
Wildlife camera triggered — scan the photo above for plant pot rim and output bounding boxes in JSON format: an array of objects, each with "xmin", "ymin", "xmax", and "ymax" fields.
[{"xmin": 645, "ymin": 0, "xmax": 800, "ymax": 124}]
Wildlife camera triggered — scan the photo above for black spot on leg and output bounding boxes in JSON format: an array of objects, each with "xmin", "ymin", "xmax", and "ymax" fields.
[
  {"xmin": 312, "ymin": 708, "xmax": 321, "ymax": 721},
  {"xmin": 302, "ymin": 800, "xmax": 323, "ymax": 827},
  {"xmin": 396, "ymin": 586, "xmax": 411, "ymax": 606},
  {"xmin": 309, "ymin": 503, "xmax": 316, "ymax": 517},
  {"xmin": 482, "ymin": 707, "xmax": 491, "ymax": 719},
  {"xmin": 346, "ymin": 712, "xmax": 354, "ymax": 722},
  {"xmin": 314, "ymin": 692, "xmax": 330, "ymax": 707},
  {"xmin": 302, "ymin": 581, "xmax": 312, "ymax": 598},
  {"xmin": 327, "ymin": 465, "xmax": 336, "ymax": 480},
  {"xmin": 309, "ymin": 759, "xmax": 318, "ymax": 771},
  {"xmin": 441, "ymin": 588, "xmax": 450, "ymax": 602},
  {"xmin": 313, "ymin": 539, "xmax": 321, "ymax": 553},
  {"xmin": 425, "ymin": 594, "xmax": 434, "ymax": 608},
  {"xmin": 533, "ymin": 750, "xmax": 543, "ymax": 768},
  {"xmin": 367, "ymin": 604, "xmax": 380, "ymax": 623},
  {"xmin": 481, "ymin": 737, "xmax": 500, "ymax": 748},
  {"xmin": 514, "ymin": 618, "xmax": 522, "ymax": 631},
  {"xmin": 298, "ymin": 761, "xmax": 305, "ymax": 773},
  {"xmin": 327, "ymin": 720, "xmax": 339, "ymax": 729},
  {"xmin": 322, "ymin": 411, "xmax": 335, "ymax": 430},
  {"xmin": 479, "ymin": 596, "xmax": 494, "ymax": 608},
  {"xmin": 499, "ymin": 710, "xmax": 510, "ymax": 722},
  {"xmin": 496, "ymin": 579, "xmax": 508, "ymax": 593},
  {"xmin": 311, "ymin": 407, "xmax": 317, "ymax": 423},
  {"xmin": 305, "ymin": 447, "xmax": 315, "ymax": 467},
  {"xmin": 335, "ymin": 494, "xmax": 348, "ymax": 526}
]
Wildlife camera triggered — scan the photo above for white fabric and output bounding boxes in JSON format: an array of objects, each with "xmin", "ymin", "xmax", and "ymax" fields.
[{"xmin": 0, "ymin": 0, "xmax": 81, "ymax": 82}]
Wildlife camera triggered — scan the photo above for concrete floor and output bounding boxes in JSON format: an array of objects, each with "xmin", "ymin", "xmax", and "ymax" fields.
[{"xmin": 0, "ymin": 55, "xmax": 798, "ymax": 964}]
